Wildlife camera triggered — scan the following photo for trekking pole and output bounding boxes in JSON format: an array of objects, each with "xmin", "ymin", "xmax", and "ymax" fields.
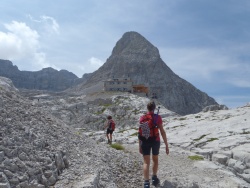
[
  {"xmin": 156, "ymin": 106, "xmax": 160, "ymax": 115},
  {"xmin": 154, "ymin": 106, "xmax": 160, "ymax": 127}
]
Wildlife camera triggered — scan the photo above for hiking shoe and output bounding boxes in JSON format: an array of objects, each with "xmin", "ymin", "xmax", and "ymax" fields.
[
  {"xmin": 144, "ymin": 181, "xmax": 150, "ymax": 188},
  {"xmin": 152, "ymin": 176, "xmax": 160, "ymax": 186}
]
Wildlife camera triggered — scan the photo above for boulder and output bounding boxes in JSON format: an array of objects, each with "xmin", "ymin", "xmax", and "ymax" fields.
[{"xmin": 212, "ymin": 154, "xmax": 229, "ymax": 165}]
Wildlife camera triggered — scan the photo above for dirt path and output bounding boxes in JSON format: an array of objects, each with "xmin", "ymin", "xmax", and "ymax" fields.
[{"xmin": 125, "ymin": 144, "xmax": 249, "ymax": 188}]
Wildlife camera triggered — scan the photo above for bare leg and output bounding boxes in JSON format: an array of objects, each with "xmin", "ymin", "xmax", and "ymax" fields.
[
  {"xmin": 110, "ymin": 134, "xmax": 112, "ymax": 142},
  {"xmin": 152, "ymin": 155, "xmax": 158, "ymax": 175},
  {"xmin": 143, "ymin": 155, "xmax": 150, "ymax": 180},
  {"xmin": 106, "ymin": 134, "xmax": 109, "ymax": 142}
]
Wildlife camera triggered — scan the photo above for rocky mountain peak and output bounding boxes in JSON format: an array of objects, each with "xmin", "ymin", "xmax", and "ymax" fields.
[
  {"xmin": 75, "ymin": 31, "xmax": 218, "ymax": 115},
  {"xmin": 111, "ymin": 31, "xmax": 159, "ymax": 59}
]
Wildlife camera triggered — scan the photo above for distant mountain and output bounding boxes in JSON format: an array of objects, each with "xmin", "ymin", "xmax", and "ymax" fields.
[
  {"xmin": 0, "ymin": 59, "xmax": 79, "ymax": 91},
  {"xmin": 73, "ymin": 31, "xmax": 218, "ymax": 115}
]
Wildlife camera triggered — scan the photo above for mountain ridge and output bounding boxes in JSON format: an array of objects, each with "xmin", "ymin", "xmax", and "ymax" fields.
[{"xmin": 0, "ymin": 59, "xmax": 79, "ymax": 91}]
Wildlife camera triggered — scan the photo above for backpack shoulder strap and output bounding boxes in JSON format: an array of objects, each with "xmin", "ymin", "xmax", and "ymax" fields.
[{"xmin": 152, "ymin": 114, "xmax": 159, "ymax": 127}]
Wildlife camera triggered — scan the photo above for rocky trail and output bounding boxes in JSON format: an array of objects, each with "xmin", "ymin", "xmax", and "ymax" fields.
[{"xmin": 125, "ymin": 144, "xmax": 249, "ymax": 188}]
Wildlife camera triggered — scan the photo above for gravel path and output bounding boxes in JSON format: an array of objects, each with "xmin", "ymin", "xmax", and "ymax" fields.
[{"xmin": 125, "ymin": 144, "xmax": 249, "ymax": 188}]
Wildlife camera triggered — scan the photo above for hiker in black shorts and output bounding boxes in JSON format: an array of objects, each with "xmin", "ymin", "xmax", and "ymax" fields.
[
  {"xmin": 103, "ymin": 115, "xmax": 115, "ymax": 144},
  {"xmin": 139, "ymin": 101, "xmax": 169, "ymax": 188}
]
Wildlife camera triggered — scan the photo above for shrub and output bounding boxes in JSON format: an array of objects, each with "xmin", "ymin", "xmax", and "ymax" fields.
[{"xmin": 110, "ymin": 143, "xmax": 124, "ymax": 150}]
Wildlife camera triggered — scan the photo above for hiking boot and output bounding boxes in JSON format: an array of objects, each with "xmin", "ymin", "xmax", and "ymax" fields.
[
  {"xmin": 152, "ymin": 175, "xmax": 160, "ymax": 187},
  {"xmin": 144, "ymin": 181, "xmax": 150, "ymax": 188}
]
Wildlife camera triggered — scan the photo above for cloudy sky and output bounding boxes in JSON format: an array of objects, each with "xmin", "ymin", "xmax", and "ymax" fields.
[{"xmin": 0, "ymin": 0, "xmax": 250, "ymax": 108}]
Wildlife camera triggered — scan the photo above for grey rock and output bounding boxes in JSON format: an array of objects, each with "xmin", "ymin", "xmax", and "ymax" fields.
[
  {"xmin": 8, "ymin": 178, "xmax": 19, "ymax": 186},
  {"xmin": 55, "ymin": 152, "xmax": 65, "ymax": 172},
  {"xmin": 19, "ymin": 181, "xmax": 29, "ymax": 188},
  {"xmin": 227, "ymin": 158, "xmax": 237, "ymax": 168},
  {"xmin": 203, "ymin": 104, "xmax": 229, "ymax": 112},
  {"xmin": 0, "ymin": 183, "xmax": 11, "ymax": 188},
  {"xmin": 234, "ymin": 161, "xmax": 246, "ymax": 174},
  {"xmin": 43, "ymin": 170, "xmax": 52, "ymax": 178},
  {"xmin": 62, "ymin": 156, "xmax": 69, "ymax": 168},
  {"xmin": 17, "ymin": 175, "xmax": 28, "ymax": 182},
  {"xmin": 244, "ymin": 169, "xmax": 250, "ymax": 174},
  {"xmin": 3, "ymin": 170, "xmax": 14, "ymax": 178},
  {"xmin": 238, "ymin": 173, "xmax": 250, "ymax": 183},
  {"xmin": 0, "ymin": 151, "xmax": 4, "ymax": 162},
  {"xmin": 0, "ymin": 172, "xmax": 10, "ymax": 188},
  {"xmin": 48, "ymin": 175, "xmax": 57, "ymax": 186},
  {"xmin": 212, "ymin": 154, "xmax": 229, "ymax": 166},
  {"xmin": 233, "ymin": 150, "xmax": 250, "ymax": 166}
]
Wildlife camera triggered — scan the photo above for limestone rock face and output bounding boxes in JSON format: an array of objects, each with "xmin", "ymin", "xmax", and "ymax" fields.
[
  {"xmin": 0, "ymin": 77, "xmax": 144, "ymax": 188},
  {"xmin": 76, "ymin": 31, "xmax": 218, "ymax": 115},
  {"xmin": 0, "ymin": 60, "xmax": 78, "ymax": 91}
]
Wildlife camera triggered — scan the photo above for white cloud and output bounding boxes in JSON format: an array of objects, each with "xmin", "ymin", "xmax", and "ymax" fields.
[
  {"xmin": 0, "ymin": 21, "xmax": 56, "ymax": 70},
  {"xmin": 27, "ymin": 14, "xmax": 60, "ymax": 34},
  {"xmin": 40, "ymin": 15, "xmax": 60, "ymax": 34},
  {"xmin": 229, "ymin": 79, "xmax": 250, "ymax": 88},
  {"xmin": 89, "ymin": 57, "xmax": 103, "ymax": 66},
  {"xmin": 77, "ymin": 57, "xmax": 104, "ymax": 74}
]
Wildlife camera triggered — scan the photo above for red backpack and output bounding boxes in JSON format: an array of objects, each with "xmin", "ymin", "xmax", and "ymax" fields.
[
  {"xmin": 109, "ymin": 120, "xmax": 116, "ymax": 131},
  {"xmin": 138, "ymin": 114, "xmax": 159, "ymax": 141}
]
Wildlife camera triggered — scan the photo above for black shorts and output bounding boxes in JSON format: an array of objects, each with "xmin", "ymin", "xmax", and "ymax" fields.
[
  {"xmin": 106, "ymin": 129, "xmax": 113, "ymax": 135},
  {"xmin": 141, "ymin": 140, "xmax": 160, "ymax": 156}
]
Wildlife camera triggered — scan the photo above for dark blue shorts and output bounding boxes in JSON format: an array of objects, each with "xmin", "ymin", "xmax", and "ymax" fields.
[
  {"xmin": 141, "ymin": 140, "xmax": 160, "ymax": 156},
  {"xmin": 106, "ymin": 129, "xmax": 113, "ymax": 135}
]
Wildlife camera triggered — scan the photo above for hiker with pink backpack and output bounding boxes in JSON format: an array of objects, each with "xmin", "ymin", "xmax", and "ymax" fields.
[
  {"xmin": 103, "ymin": 115, "xmax": 116, "ymax": 144},
  {"xmin": 138, "ymin": 101, "xmax": 169, "ymax": 188}
]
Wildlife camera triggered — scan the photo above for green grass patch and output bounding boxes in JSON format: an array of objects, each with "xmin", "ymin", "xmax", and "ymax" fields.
[
  {"xmin": 195, "ymin": 115, "xmax": 201, "ymax": 118},
  {"xmin": 132, "ymin": 109, "xmax": 140, "ymax": 115},
  {"xmin": 172, "ymin": 124, "xmax": 186, "ymax": 129},
  {"xmin": 75, "ymin": 128, "xmax": 86, "ymax": 135},
  {"xmin": 188, "ymin": 155, "xmax": 204, "ymax": 161},
  {"xmin": 103, "ymin": 104, "xmax": 112, "ymax": 107},
  {"xmin": 110, "ymin": 143, "xmax": 124, "ymax": 150},
  {"xmin": 130, "ymin": 132, "xmax": 138, "ymax": 137},
  {"xmin": 240, "ymin": 131, "xmax": 250, "ymax": 135},
  {"xmin": 207, "ymin": 138, "xmax": 218, "ymax": 142},
  {"xmin": 193, "ymin": 134, "xmax": 207, "ymax": 141},
  {"xmin": 179, "ymin": 117, "xmax": 186, "ymax": 121}
]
